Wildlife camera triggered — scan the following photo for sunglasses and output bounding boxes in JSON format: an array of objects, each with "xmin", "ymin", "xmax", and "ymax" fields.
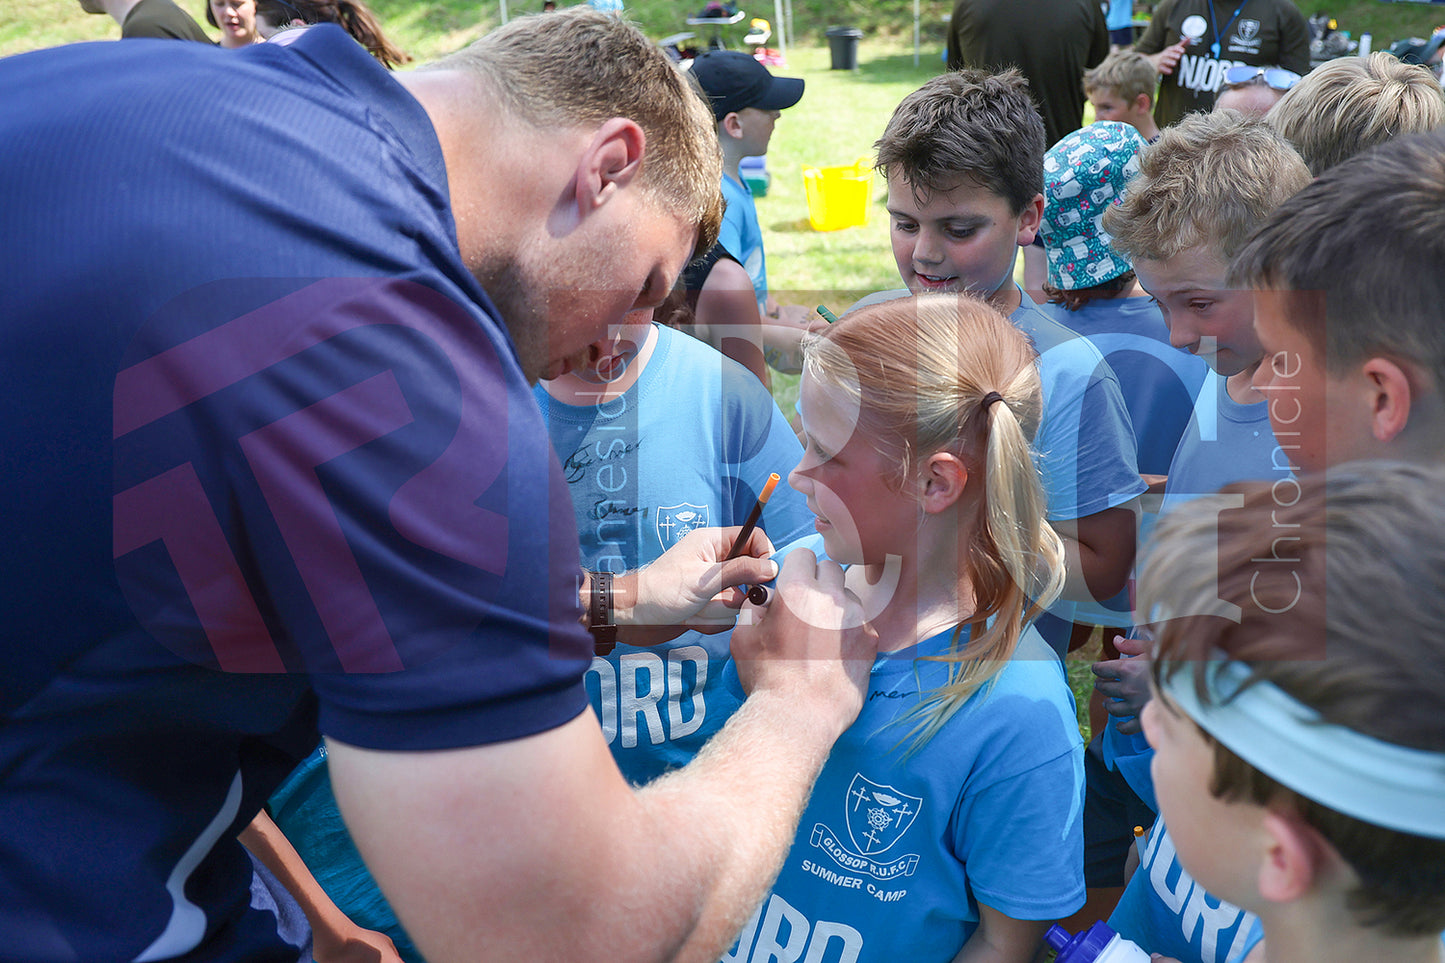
[{"xmin": 1222, "ymin": 66, "xmax": 1302, "ymax": 91}]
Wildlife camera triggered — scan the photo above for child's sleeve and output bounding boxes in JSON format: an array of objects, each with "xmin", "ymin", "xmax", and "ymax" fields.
[
  {"xmin": 1036, "ymin": 338, "xmax": 1146, "ymax": 521},
  {"xmin": 949, "ymin": 692, "xmax": 1086, "ymax": 921}
]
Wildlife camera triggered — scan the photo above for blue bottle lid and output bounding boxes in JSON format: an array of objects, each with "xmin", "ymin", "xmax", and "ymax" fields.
[{"xmin": 1044, "ymin": 921, "xmax": 1123, "ymax": 963}]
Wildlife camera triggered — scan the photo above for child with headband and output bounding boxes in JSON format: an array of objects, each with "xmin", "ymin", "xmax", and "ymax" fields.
[
  {"xmin": 722, "ymin": 293, "xmax": 1085, "ymax": 963},
  {"xmin": 1136, "ymin": 461, "xmax": 1445, "ymax": 963}
]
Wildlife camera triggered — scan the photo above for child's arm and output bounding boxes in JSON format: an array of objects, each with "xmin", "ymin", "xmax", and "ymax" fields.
[
  {"xmin": 949, "ymin": 905, "xmax": 1048, "ymax": 963},
  {"xmin": 1053, "ymin": 505, "xmax": 1138, "ymax": 605},
  {"xmin": 238, "ymin": 811, "xmax": 404, "ymax": 963}
]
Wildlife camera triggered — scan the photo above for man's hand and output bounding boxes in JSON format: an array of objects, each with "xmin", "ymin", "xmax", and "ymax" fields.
[
  {"xmin": 1091, "ymin": 634, "xmax": 1153, "ymax": 735},
  {"xmin": 614, "ymin": 526, "xmax": 778, "ymax": 644},
  {"xmin": 1149, "ymin": 39, "xmax": 1189, "ymax": 76},
  {"xmin": 730, "ymin": 549, "xmax": 878, "ymax": 736}
]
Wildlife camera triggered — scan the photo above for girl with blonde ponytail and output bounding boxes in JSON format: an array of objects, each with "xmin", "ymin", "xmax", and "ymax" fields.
[{"xmin": 726, "ymin": 292, "xmax": 1085, "ymax": 963}]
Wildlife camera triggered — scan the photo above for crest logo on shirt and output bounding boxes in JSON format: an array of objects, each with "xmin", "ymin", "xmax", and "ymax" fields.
[
  {"xmin": 1235, "ymin": 19, "xmax": 1260, "ymax": 42},
  {"xmin": 807, "ymin": 773, "xmax": 922, "ymax": 880},
  {"xmin": 656, "ymin": 503, "xmax": 709, "ymax": 549},
  {"xmin": 844, "ymin": 775, "xmax": 921, "ymax": 855}
]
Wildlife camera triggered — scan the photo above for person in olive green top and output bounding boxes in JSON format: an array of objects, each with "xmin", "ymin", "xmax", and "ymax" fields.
[{"xmin": 79, "ymin": 0, "xmax": 212, "ymax": 41}]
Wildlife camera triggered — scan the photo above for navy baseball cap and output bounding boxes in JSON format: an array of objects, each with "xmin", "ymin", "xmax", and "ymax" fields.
[{"xmin": 689, "ymin": 51, "xmax": 804, "ymax": 120}]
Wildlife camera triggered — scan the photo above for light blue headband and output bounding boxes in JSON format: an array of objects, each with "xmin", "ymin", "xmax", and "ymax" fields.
[{"xmin": 1161, "ymin": 659, "xmax": 1445, "ymax": 839}]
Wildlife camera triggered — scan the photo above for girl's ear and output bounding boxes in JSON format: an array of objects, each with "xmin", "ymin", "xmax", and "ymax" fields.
[
  {"xmin": 1257, "ymin": 808, "xmax": 1333, "ymax": 905},
  {"xmin": 920, "ymin": 453, "xmax": 967, "ymax": 514}
]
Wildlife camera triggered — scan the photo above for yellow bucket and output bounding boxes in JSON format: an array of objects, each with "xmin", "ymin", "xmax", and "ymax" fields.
[{"xmin": 802, "ymin": 157, "xmax": 873, "ymax": 232}]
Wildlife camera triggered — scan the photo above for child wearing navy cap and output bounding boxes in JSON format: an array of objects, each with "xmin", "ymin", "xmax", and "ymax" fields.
[{"xmin": 688, "ymin": 50, "xmax": 814, "ymax": 372}]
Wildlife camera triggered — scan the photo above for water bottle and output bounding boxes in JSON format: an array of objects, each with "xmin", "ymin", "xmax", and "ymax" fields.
[
  {"xmin": 1044, "ymin": 921, "xmax": 1152, "ymax": 963},
  {"xmin": 1358, "ymin": 33, "xmax": 1372, "ymax": 57}
]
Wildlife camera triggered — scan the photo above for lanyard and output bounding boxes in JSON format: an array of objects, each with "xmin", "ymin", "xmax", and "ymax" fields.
[{"xmin": 1207, "ymin": 0, "xmax": 1248, "ymax": 57}]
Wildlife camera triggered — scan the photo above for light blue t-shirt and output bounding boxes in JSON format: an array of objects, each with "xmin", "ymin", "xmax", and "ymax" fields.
[
  {"xmin": 1011, "ymin": 293, "xmax": 1145, "ymax": 522},
  {"xmin": 1040, "ymin": 296, "xmax": 1208, "ymax": 629},
  {"xmin": 1011, "ymin": 293, "xmax": 1146, "ymax": 646},
  {"xmin": 1107, "ymin": 0, "xmax": 1134, "ymax": 31},
  {"xmin": 720, "ymin": 171, "xmax": 767, "ymax": 307},
  {"xmin": 721, "ymin": 621, "xmax": 1085, "ymax": 963},
  {"xmin": 537, "ymin": 323, "xmax": 813, "ymax": 784},
  {"xmin": 1039, "ymin": 297, "xmax": 1208, "ymax": 477},
  {"xmin": 1111, "ymin": 820, "xmax": 1259, "ymax": 963},
  {"xmin": 1158, "ymin": 369, "xmax": 1293, "ymax": 516},
  {"xmin": 1103, "ymin": 371, "xmax": 1300, "ymax": 961},
  {"xmin": 1103, "ymin": 369, "xmax": 1295, "ymax": 795}
]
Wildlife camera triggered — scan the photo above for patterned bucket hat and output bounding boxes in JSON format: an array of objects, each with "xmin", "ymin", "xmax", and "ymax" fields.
[{"xmin": 1039, "ymin": 121, "xmax": 1146, "ymax": 290}]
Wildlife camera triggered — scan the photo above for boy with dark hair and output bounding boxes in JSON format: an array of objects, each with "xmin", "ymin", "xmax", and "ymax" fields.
[
  {"xmin": 1084, "ymin": 50, "xmax": 1162, "ymax": 142},
  {"xmin": 868, "ymin": 68, "xmax": 1146, "ymax": 657},
  {"xmin": 1137, "ymin": 461, "xmax": 1445, "ymax": 963},
  {"xmin": 1231, "ymin": 129, "xmax": 1445, "ymax": 473}
]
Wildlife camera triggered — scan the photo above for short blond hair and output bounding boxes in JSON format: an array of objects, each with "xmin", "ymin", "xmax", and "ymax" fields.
[
  {"xmin": 1102, "ymin": 109, "xmax": 1310, "ymax": 263},
  {"xmin": 1083, "ymin": 50, "xmax": 1157, "ymax": 106},
  {"xmin": 429, "ymin": 9, "xmax": 723, "ymax": 256},
  {"xmin": 1267, "ymin": 52, "xmax": 1445, "ymax": 176}
]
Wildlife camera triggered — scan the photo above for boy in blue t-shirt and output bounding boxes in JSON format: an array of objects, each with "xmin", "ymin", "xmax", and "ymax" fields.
[
  {"xmin": 863, "ymin": 68, "xmax": 1146, "ymax": 659},
  {"xmin": 689, "ymin": 50, "xmax": 817, "ymax": 373},
  {"xmin": 1133, "ymin": 462, "xmax": 1445, "ymax": 963},
  {"xmin": 536, "ymin": 315, "xmax": 813, "ymax": 782},
  {"xmin": 1081, "ymin": 109, "xmax": 1311, "ymax": 962},
  {"xmin": 1214, "ymin": 130, "xmax": 1445, "ymax": 960}
]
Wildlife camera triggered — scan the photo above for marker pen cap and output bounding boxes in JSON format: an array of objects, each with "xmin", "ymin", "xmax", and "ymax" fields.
[{"xmin": 1044, "ymin": 922, "xmax": 1152, "ymax": 963}]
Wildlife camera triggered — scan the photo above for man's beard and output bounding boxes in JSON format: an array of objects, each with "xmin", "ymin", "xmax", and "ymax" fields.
[{"xmin": 472, "ymin": 233, "xmax": 627, "ymax": 386}]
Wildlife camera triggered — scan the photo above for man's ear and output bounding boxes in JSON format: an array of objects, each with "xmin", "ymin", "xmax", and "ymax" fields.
[
  {"xmin": 1257, "ymin": 809, "xmax": 1331, "ymax": 905},
  {"xmin": 920, "ymin": 453, "xmax": 968, "ymax": 514},
  {"xmin": 575, "ymin": 117, "xmax": 646, "ymax": 213},
  {"xmin": 1016, "ymin": 193, "xmax": 1044, "ymax": 247},
  {"xmin": 1361, "ymin": 357, "xmax": 1414, "ymax": 444}
]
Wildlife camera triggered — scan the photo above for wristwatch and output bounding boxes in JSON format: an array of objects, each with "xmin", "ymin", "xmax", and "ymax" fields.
[{"xmin": 588, "ymin": 570, "xmax": 617, "ymax": 656}]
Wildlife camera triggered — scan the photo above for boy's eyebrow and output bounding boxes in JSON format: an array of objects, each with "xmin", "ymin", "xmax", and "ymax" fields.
[
  {"xmin": 1156, "ymin": 280, "xmax": 1230, "ymax": 297},
  {"xmin": 884, "ymin": 208, "xmax": 991, "ymax": 229}
]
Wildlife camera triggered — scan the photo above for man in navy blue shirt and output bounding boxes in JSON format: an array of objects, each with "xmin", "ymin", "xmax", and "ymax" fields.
[{"xmin": 0, "ymin": 11, "xmax": 875, "ymax": 961}]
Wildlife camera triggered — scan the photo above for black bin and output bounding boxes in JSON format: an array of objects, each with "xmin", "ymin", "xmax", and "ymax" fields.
[{"xmin": 826, "ymin": 26, "xmax": 862, "ymax": 70}]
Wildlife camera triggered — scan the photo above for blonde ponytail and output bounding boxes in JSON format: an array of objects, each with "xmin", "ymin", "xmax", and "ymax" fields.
[{"xmin": 803, "ymin": 293, "xmax": 1064, "ymax": 751}]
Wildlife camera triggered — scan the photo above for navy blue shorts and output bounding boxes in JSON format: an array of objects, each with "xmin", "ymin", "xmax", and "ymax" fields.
[{"xmin": 1083, "ymin": 732, "xmax": 1157, "ymax": 887}]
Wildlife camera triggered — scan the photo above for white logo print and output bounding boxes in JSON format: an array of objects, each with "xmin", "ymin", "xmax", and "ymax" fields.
[
  {"xmin": 1235, "ymin": 19, "xmax": 1260, "ymax": 42},
  {"xmin": 807, "ymin": 774, "xmax": 923, "ymax": 880},
  {"xmin": 655, "ymin": 503, "xmax": 709, "ymax": 549}
]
